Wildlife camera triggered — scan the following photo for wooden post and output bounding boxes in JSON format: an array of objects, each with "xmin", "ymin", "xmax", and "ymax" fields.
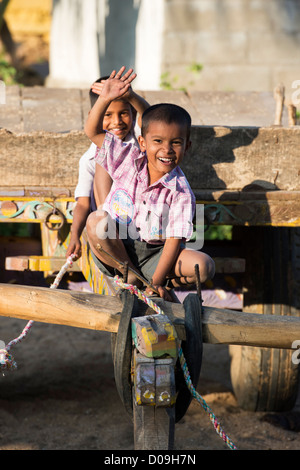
[
  {"xmin": 288, "ymin": 103, "xmax": 297, "ymax": 126},
  {"xmin": 1, "ymin": 283, "xmax": 300, "ymax": 350},
  {"xmin": 273, "ymin": 84, "xmax": 285, "ymax": 126}
]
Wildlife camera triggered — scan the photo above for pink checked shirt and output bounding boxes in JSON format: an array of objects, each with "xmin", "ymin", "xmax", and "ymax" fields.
[{"xmin": 95, "ymin": 132, "xmax": 195, "ymax": 244}]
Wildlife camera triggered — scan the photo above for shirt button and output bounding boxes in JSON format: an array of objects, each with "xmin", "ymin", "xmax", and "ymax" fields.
[{"xmin": 143, "ymin": 200, "xmax": 146, "ymax": 204}]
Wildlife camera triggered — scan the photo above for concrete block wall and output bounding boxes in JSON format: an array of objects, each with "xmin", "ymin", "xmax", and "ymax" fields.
[
  {"xmin": 162, "ymin": 0, "xmax": 300, "ymax": 101},
  {"xmin": 3, "ymin": 0, "xmax": 300, "ymax": 102}
]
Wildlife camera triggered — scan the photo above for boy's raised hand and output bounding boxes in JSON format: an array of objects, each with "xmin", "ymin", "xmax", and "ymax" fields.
[
  {"xmin": 100, "ymin": 66, "xmax": 136, "ymax": 102},
  {"xmin": 90, "ymin": 80, "xmax": 105, "ymax": 96}
]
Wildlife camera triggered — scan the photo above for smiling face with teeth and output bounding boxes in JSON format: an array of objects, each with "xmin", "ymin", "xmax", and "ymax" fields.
[
  {"xmin": 138, "ymin": 120, "xmax": 191, "ymax": 185},
  {"xmin": 102, "ymin": 99, "xmax": 134, "ymax": 141}
]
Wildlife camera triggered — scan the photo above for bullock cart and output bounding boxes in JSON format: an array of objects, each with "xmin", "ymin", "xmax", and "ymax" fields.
[{"xmin": 0, "ymin": 86, "xmax": 300, "ymax": 448}]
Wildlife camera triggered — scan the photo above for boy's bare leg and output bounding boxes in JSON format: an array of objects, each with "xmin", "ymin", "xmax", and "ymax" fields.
[
  {"xmin": 86, "ymin": 209, "xmax": 143, "ymax": 288},
  {"xmin": 168, "ymin": 248, "xmax": 215, "ymax": 288}
]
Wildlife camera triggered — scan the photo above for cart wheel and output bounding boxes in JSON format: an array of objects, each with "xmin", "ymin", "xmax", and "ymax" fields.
[
  {"xmin": 175, "ymin": 293, "xmax": 203, "ymax": 422},
  {"xmin": 230, "ymin": 226, "xmax": 300, "ymax": 411},
  {"xmin": 112, "ymin": 290, "xmax": 140, "ymax": 419},
  {"xmin": 112, "ymin": 291, "xmax": 202, "ymax": 448}
]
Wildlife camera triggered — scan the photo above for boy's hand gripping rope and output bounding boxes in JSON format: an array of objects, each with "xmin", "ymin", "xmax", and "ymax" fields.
[
  {"xmin": 114, "ymin": 275, "xmax": 238, "ymax": 451},
  {"xmin": 0, "ymin": 254, "xmax": 76, "ymax": 374}
]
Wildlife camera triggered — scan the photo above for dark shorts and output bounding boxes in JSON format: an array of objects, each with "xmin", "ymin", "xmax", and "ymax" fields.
[{"xmin": 90, "ymin": 237, "xmax": 166, "ymax": 283}]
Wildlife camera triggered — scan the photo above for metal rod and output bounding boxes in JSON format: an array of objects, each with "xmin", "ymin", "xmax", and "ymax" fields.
[
  {"xmin": 194, "ymin": 264, "xmax": 203, "ymax": 301},
  {"xmin": 123, "ymin": 261, "xmax": 129, "ymax": 283}
]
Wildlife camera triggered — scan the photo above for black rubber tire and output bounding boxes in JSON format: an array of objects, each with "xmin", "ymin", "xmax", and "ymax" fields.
[
  {"xmin": 175, "ymin": 293, "xmax": 203, "ymax": 422},
  {"xmin": 112, "ymin": 290, "xmax": 140, "ymax": 419},
  {"xmin": 230, "ymin": 226, "xmax": 300, "ymax": 411}
]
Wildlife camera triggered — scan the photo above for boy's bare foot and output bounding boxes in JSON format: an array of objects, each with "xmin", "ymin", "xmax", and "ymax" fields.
[{"xmin": 126, "ymin": 271, "xmax": 143, "ymax": 289}]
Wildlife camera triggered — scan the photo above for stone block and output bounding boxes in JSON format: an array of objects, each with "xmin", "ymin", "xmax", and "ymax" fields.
[{"xmin": 248, "ymin": 32, "xmax": 300, "ymax": 65}]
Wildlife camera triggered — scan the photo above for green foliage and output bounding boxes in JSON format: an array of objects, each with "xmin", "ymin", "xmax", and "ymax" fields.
[
  {"xmin": 0, "ymin": 223, "xmax": 32, "ymax": 237},
  {"xmin": 188, "ymin": 62, "xmax": 203, "ymax": 74},
  {"xmin": 160, "ymin": 62, "xmax": 203, "ymax": 92},
  {"xmin": 0, "ymin": 54, "xmax": 20, "ymax": 84},
  {"xmin": 160, "ymin": 72, "xmax": 173, "ymax": 90},
  {"xmin": 204, "ymin": 225, "xmax": 233, "ymax": 241}
]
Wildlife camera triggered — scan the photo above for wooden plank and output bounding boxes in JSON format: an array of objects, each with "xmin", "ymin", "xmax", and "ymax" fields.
[
  {"xmin": 0, "ymin": 188, "xmax": 74, "ymax": 198},
  {"xmin": 133, "ymin": 400, "xmax": 175, "ymax": 450},
  {"xmin": 0, "ymin": 198, "xmax": 74, "ymax": 223},
  {"xmin": 5, "ymin": 256, "xmax": 81, "ymax": 272},
  {"xmin": 202, "ymin": 200, "xmax": 300, "ymax": 227},
  {"xmin": 0, "ymin": 129, "xmax": 90, "ymax": 189},
  {"xmin": 4, "ymin": 255, "xmax": 245, "ymax": 274},
  {"xmin": 1, "ymin": 189, "xmax": 300, "ymax": 226},
  {"xmin": 133, "ymin": 350, "xmax": 176, "ymax": 450},
  {"xmin": 198, "ymin": 190, "xmax": 300, "ymax": 226},
  {"xmin": 0, "ymin": 283, "xmax": 300, "ymax": 350},
  {"xmin": 1, "ymin": 126, "xmax": 300, "ymax": 192},
  {"xmin": 182, "ymin": 126, "xmax": 300, "ymax": 192}
]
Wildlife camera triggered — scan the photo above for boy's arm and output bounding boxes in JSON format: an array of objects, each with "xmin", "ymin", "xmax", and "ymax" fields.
[
  {"xmin": 66, "ymin": 197, "xmax": 91, "ymax": 258},
  {"xmin": 93, "ymin": 163, "xmax": 113, "ymax": 209},
  {"xmin": 84, "ymin": 94, "xmax": 111, "ymax": 149},
  {"xmin": 126, "ymin": 90, "xmax": 150, "ymax": 128},
  {"xmin": 147, "ymin": 238, "xmax": 182, "ymax": 300},
  {"xmin": 84, "ymin": 67, "xmax": 136, "ymax": 147}
]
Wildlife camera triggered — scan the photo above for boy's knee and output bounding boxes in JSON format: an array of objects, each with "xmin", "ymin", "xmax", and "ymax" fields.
[
  {"xmin": 86, "ymin": 209, "xmax": 117, "ymax": 241},
  {"xmin": 202, "ymin": 255, "xmax": 215, "ymax": 281},
  {"xmin": 86, "ymin": 211, "xmax": 97, "ymax": 236},
  {"xmin": 86, "ymin": 209, "xmax": 106, "ymax": 239}
]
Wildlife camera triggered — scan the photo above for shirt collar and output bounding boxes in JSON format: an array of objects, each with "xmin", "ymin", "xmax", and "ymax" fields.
[
  {"xmin": 135, "ymin": 153, "xmax": 180, "ymax": 190},
  {"xmin": 135, "ymin": 153, "xmax": 148, "ymax": 183},
  {"xmin": 150, "ymin": 167, "xmax": 179, "ymax": 191}
]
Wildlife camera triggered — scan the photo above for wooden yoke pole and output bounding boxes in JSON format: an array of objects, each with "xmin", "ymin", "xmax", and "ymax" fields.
[{"xmin": 0, "ymin": 283, "xmax": 300, "ymax": 350}]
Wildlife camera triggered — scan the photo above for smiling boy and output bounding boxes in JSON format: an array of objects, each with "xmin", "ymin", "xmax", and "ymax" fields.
[
  {"xmin": 66, "ymin": 76, "xmax": 149, "ymax": 259},
  {"xmin": 84, "ymin": 67, "xmax": 214, "ymax": 300}
]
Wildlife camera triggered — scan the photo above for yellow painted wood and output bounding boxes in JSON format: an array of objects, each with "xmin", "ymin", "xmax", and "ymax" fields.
[{"xmin": 5, "ymin": 255, "xmax": 81, "ymax": 272}]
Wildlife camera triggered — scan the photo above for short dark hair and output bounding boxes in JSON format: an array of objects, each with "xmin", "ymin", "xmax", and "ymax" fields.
[
  {"xmin": 89, "ymin": 76, "xmax": 136, "ymax": 120},
  {"xmin": 89, "ymin": 76, "xmax": 109, "ymax": 108},
  {"xmin": 141, "ymin": 103, "xmax": 191, "ymax": 139}
]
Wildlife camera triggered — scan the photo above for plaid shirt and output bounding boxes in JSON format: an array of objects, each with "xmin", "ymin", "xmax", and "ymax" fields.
[{"xmin": 95, "ymin": 132, "xmax": 195, "ymax": 244}]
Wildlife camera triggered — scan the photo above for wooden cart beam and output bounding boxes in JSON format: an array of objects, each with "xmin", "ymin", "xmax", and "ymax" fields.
[
  {"xmin": 0, "ymin": 283, "xmax": 299, "ymax": 350},
  {"xmin": 4, "ymin": 255, "xmax": 245, "ymax": 274}
]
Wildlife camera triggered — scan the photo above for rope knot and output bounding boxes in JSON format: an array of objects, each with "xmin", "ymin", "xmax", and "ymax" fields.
[
  {"xmin": 0, "ymin": 348, "xmax": 17, "ymax": 372},
  {"xmin": 128, "ymin": 284, "xmax": 137, "ymax": 295}
]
